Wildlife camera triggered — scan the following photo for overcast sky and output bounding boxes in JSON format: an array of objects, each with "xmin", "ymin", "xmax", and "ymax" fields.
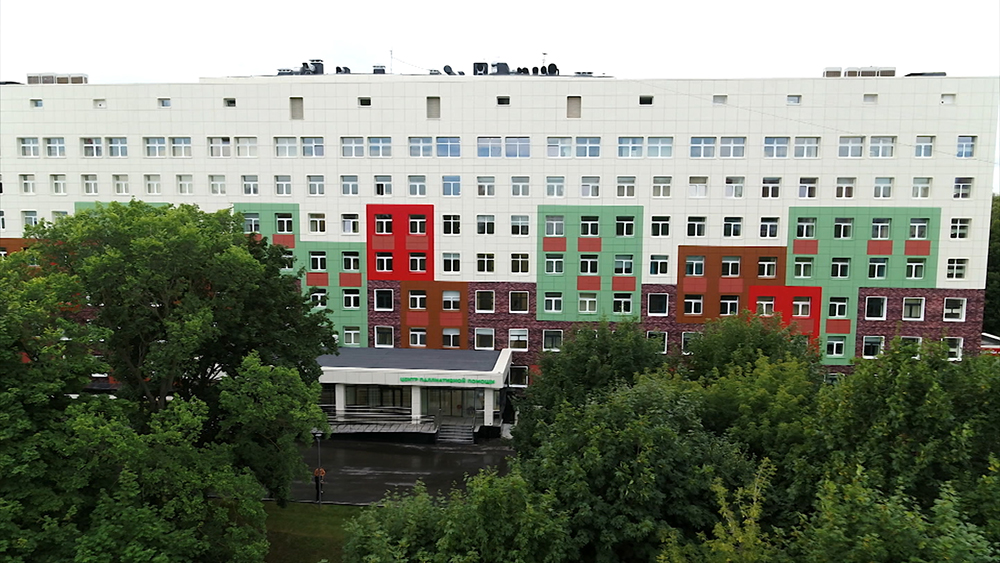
[{"xmin": 2, "ymin": 0, "xmax": 998, "ymax": 83}]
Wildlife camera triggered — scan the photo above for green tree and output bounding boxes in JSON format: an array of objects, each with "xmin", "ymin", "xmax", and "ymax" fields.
[{"xmin": 985, "ymin": 195, "xmax": 1000, "ymax": 335}]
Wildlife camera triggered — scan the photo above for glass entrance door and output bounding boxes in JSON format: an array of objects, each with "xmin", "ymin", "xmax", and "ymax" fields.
[{"xmin": 423, "ymin": 388, "xmax": 485, "ymax": 418}]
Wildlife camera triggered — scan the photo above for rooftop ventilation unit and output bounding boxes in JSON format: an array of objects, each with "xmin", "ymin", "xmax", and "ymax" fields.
[
  {"xmin": 860, "ymin": 67, "xmax": 878, "ymax": 77},
  {"xmin": 492, "ymin": 62, "xmax": 510, "ymax": 75},
  {"xmin": 373, "ymin": 65, "xmax": 386, "ymax": 74},
  {"xmin": 844, "ymin": 67, "xmax": 860, "ymax": 77},
  {"xmin": 877, "ymin": 67, "xmax": 895, "ymax": 77},
  {"xmin": 823, "ymin": 67, "xmax": 842, "ymax": 77},
  {"xmin": 473, "ymin": 62, "xmax": 488, "ymax": 75},
  {"xmin": 443, "ymin": 65, "xmax": 455, "ymax": 75}
]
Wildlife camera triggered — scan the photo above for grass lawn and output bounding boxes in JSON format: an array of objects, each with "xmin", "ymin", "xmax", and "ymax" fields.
[{"xmin": 264, "ymin": 501, "xmax": 365, "ymax": 563}]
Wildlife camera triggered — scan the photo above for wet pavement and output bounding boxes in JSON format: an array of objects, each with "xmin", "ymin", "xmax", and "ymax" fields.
[{"xmin": 290, "ymin": 439, "xmax": 514, "ymax": 505}]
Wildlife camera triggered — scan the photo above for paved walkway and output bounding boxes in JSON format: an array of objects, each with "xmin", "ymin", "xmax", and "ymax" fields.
[{"xmin": 290, "ymin": 439, "xmax": 513, "ymax": 505}]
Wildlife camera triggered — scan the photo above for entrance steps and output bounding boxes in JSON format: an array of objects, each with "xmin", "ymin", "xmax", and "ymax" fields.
[{"xmin": 437, "ymin": 422, "xmax": 475, "ymax": 444}]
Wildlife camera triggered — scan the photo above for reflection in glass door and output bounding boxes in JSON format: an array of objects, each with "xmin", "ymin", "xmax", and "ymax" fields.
[{"xmin": 423, "ymin": 388, "xmax": 485, "ymax": 418}]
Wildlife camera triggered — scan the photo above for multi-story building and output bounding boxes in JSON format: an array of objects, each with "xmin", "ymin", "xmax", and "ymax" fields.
[{"xmin": 2, "ymin": 64, "xmax": 996, "ymax": 421}]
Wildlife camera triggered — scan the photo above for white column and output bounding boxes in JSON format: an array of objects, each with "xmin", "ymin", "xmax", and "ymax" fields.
[
  {"xmin": 483, "ymin": 388, "xmax": 494, "ymax": 427},
  {"xmin": 335, "ymin": 384, "xmax": 346, "ymax": 421},
  {"xmin": 410, "ymin": 385, "xmax": 422, "ymax": 424}
]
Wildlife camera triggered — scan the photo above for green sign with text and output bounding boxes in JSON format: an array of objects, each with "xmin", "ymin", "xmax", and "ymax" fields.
[{"xmin": 399, "ymin": 376, "xmax": 496, "ymax": 385}]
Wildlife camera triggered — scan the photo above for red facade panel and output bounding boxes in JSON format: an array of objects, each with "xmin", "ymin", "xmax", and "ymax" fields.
[
  {"xmin": 867, "ymin": 240, "xmax": 893, "ymax": 255},
  {"xmin": 826, "ymin": 319, "xmax": 852, "ymax": 334},
  {"xmin": 612, "ymin": 276, "xmax": 636, "ymax": 291},
  {"xmin": 366, "ymin": 204, "xmax": 435, "ymax": 282},
  {"xmin": 305, "ymin": 272, "xmax": 328, "ymax": 287},
  {"xmin": 905, "ymin": 240, "xmax": 931, "ymax": 256},
  {"xmin": 339, "ymin": 273, "xmax": 363, "ymax": 287},
  {"xmin": 748, "ymin": 285, "xmax": 823, "ymax": 338},
  {"xmin": 793, "ymin": 239, "xmax": 818, "ymax": 255},
  {"xmin": 577, "ymin": 276, "xmax": 602, "ymax": 290},
  {"xmin": 543, "ymin": 237, "xmax": 567, "ymax": 251},
  {"xmin": 271, "ymin": 234, "xmax": 295, "ymax": 248},
  {"xmin": 578, "ymin": 238, "xmax": 602, "ymax": 252}
]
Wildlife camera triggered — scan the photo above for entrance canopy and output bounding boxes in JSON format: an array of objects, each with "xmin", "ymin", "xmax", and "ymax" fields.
[{"xmin": 317, "ymin": 348, "xmax": 511, "ymax": 389}]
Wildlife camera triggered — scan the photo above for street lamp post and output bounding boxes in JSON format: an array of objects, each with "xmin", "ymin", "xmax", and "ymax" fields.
[{"xmin": 311, "ymin": 428, "xmax": 324, "ymax": 505}]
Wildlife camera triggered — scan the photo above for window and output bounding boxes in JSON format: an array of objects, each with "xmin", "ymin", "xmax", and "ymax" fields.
[
  {"xmin": 912, "ymin": 177, "xmax": 931, "ymax": 199},
  {"xmin": 828, "ymin": 297, "xmax": 849, "ymax": 318},
  {"xmin": 113, "ymin": 174, "xmax": 130, "ymax": 195},
  {"xmin": 868, "ymin": 258, "xmax": 888, "ymax": 279},
  {"xmin": 950, "ymin": 218, "xmax": 970, "ymax": 239},
  {"xmin": 20, "ymin": 174, "xmax": 36, "ymax": 194},
  {"xmin": 511, "ymin": 176, "xmax": 529, "ymax": 197},
  {"xmin": 613, "ymin": 293, "xmax": 633, "ymax": 314},
  {"xmin": 146, "ymin": 174, "xmax": 162, "ymax": 195},
  {"xmin": 720, "ymin": 296, "xmax": 740, "ymax": 316},
  {"xmin": 306, "ymin": 175, "xmax": 325, "ymax": 196},
  {"xmin": 567, "ymin": 96, "xmax": 582, "ymax": 118},
  {"xmin": 719, "ymin": 137, "xmax": 745, "ymax": 158},
  {"xmin": 543, "ymin": 330, "xmax": 563, "ymax": 351},
  {"xmin": 873, "ymin": 177, "xmax": 893, "ymax": 199},
  {"xmin": 871, "ymin": 218, "xmax": 891, "ymax": 240},
  {"xmin": 648, "ymin": 137, "xmax": 672, "ymax": 157},
  {"xmin": 375, "ymin": 214, "xmax": 392, "ymax": 234},
  {"xmin": 909, "ymin": 218, "xmax": 928, "ymax": 240},
  {"xmin": 342, "ymin": 251, "xmax": 360, "ymax": 271},
  {"xmin": 865, "ymin": 297, "xmax": 887, "ymax": 320},
  {"xmin": 509, "ymin": 291, "xmax": 529, "ymax": 313},
  {"xmin": 308, "ymin": 213, "xmax": 326, "ymax": 233},
  {"xmin": 409, "ymin": 214, "xmax": 427, "ymax": 235},
  {"xmin": 684, "ymin": 295, "xmax": 704, "ymax": 315},
  {"xmin": 713, "ymin": 94, "xmax": 728, "ymax": 104},
  {"xmin": 21, "ymin": 211, "xmax": 38, "ymax": 227},
  {"xmin": 274, "ymin": 137, "xmax": 298, "ymax": 157},
  {"xmin": 547, "ymin": 137, "xmax": 572, "ymax": 157},
  {"xmin": 831, "ymin": 258, "xmax": 851, "ymax": 278},
  {"xmin": 648, "ymin": 294, "xmax": 669, "ymax": 316},
  {"xmin": 275, "ymin": 175, "xmax": 292, "ymax": 196},
  {"xmin": 792, "ymin": 297, "xmax": 811, "ymax": 317},
  {"xmin": 30, "ymin": 98, "xmax": 42, "ymax": 108},
  {"xmin": 51, "ymin": 174, "xmax": 66, "ymax": 195},
  {"xmin": 616, "ymin": 216, "xmax": 635, "ymax": 237},
  {"xmin": 579, "ymin": 293, "xmax": 598, "ymax": 314},
  {"xmin": 505, "ymin": 137, "xmax": 530, "ymax": 157},
  {"xmin": 954, "ymin": 177, "xmax": 972, "ymax": 199},
  {"xmin": 409, "ymin": 137, "xmax": 433, "ymax": 157},
  {"xmin": 408, "ymin": 175, "xmax": 427, "ymax": 196},
  {"xmin": 310, "ymin": 289, "xmax": 327, "ymax": 308},
  {"xmin": 546, "ymin": 176, "xmax": 565, "ymax": 197},
  {"xmin": 906, "ymin": 258, "xmax": 925, "ymax": 280},
  {"xmin": 652, "ymin": 176, "xmax": 672, "ymax": 198},
  {"xmin": 337, "ymin": 175, "xmax": 356, "ymax": 196},
  {"xmin": 685, "ymin": 255, "xmax": 705, "ymax": 276},
  {"xmin": 725, "ymin": 176, "xmax": 744, "ymax": 198},
  {"xmin": 545, "ymin": 254, "xmax": 564, "ymax": 274},
  {"xmin": 206, "ymin": 175, "xmax": 228, "ymax": 195},
  {"xmin": 508, "ymin": 329, "xmax": 529, "ymax": 350},
  {"xmin": 367, "ymin": 137, "xmax": 390, "ymax": 157},
  {"xmin": 437, "ymin": 137, "xmax": 460, "ymax": 157},
  {"xmin": 915, "ymin": 136, "xmax": 934, "ymax": 157},
  {"xmin": 759, "ymin": 217, "xmax": 779, "ymax": 238},
  {"xmin": 944, "ymin": 338, "xmax": 963, "ymax": 361},
  {"xmin": 721, "ymin": 256, "xmax": 740, "ymax": 277},
  {"xmin": 617, "ymin": 176, "xmax": 636, "ymax": 198},
  {"xmin": 443, "ymin": 214, "xmax": 461, "ymax": 235},
  {"xmin": 442, "ymin": 252, "xmax": 460, "ymax": 273},
  {"xmin": 614, "ymin": 254, "xmax": 634, "ymax": 275},
  {"xmin": 208, "ymin": 137, "xmax": 231, "ymax": 157},
  {"xmin": 651, "ymin": 216, "xmax": 670, "ymax": 237},
  {"xmin": 281, "ymin": 251, "xmax": 294, "ymax": 270},
  {"xmin": 45, "ymin": 137, "xmax": 65, "ymax": 157},
  {"xmin": 870, "ymin": 136, "xmax": 895, "ymax": 158},
  {"xmin": 690, "ymin": 137, "xmax": 716, "ymax": 158},
  {"xmin": 511, "ymin": 253, "xmax": 529, "ymax": 274},
  {"xmin": 477, "ymin": 253, "xmax": 495, "ymax": 273},
  {"xmin": 409, "ymin": 253, "xmax": 427, "ymax": 273},
  {"xmin": 649, "ymin": 255, "xmax": 669, "ymax": 275},
  {"xmin": 761, "ymin": 177, "xmax": 780, "ymax": 198},
  {"xmin": 497, "ymin": 96, "xmax": 510, "ymax": 106},
  {"xmin": 826, "ymin": 336, "xmax": 846, "ymax": 358},
  {"xmin": 836, "ymin": 177, "xmax": 855, "ymax": 199},
  {"xmin": 143, "ymin": 137, "xmax": 166, "ymax": 157},
  {"xmin": 341, "ymin": 137, "xmax": 363, "ymax": 157},
  {"xmin": 764, "ymin": 137, "xmax": 789, "ymax": 158},
  {"xmin": 618, "ymin": 137, "xmax": 643, "ymax": 157},
  {"xmin": 409, "ymin": 290, "xmax": 427, "ymax": 310},
  {"xmin": 476, "ymin": 176, "xmax": 494, "ymax": 197},
  {"xmin": 834, "ymin": 218, "xmax": 853, "ymax": 239},
  {"xmin": 575, "ymin": 137, "xmax": 600, "ymax": 157},
  {"xmin": 902, "ymin": 297, "xmax": 924, "ymax": 321},
  {"xmin": 309, "ymin": 251, "xmax": 327, "ymax": 271},
  {"xmin": 426, "ymin": 96, "xmax": 441, "ymax": 118},
  {"xmin": 723, "ymin": 217, "xmax": 743, "ymax": 238},
  {"xmin": 688, "ymin": 176, "xmax": 708, "ymax": 198},
  {"xmin": 476, "ymin": 291, "xmax": 495, "ymax": 313},
  {"xmin": 17, "ymin": 137, "xmax": 38, "ymax": 157},
  {"xmin": 343, "ymin": 327, "xmax": 361, "ymax": 347},
  {"xmin": 442, "ymin": 328, "xmax": 461, "ymax": 349},
  {"xmin": 798, "ymin": 178, "xmax": 817, "ymax": 198},
  {"xmin": 478, "ymin": 137, "xmax": 502, "ymax": 157},
  {"xmin": 579, "ymin": 216, "xmax": 600, "ymax": 237},
  {"xmin": 943, "ymin": 298, "xmax": 966, "ymax": 321},
  {"xmin": 794, "ymin": 257, "xmax": 813, "ymax": 279},
  {"xmin": 474, "ymin": 328, "xmax": 495, "ymax": 350},
  {"xmin": 687, "ymin": 216, "xmax": 706, "ymax": 237},
  {"xmin": 511, "ymin": 215, "xmax": 529, "ymax": 236},
  {"xmin": 442, "ymin": 290, "xmax": 461, "ymax": 311},
  {"xmin": 794, "ymin": 137, "xmax": 819, "ymax": 158},
  {"xmin": 375, "ymin": 326, "xmax": 394, "ymax": 348},
  {"xmin": 375, "ymin": 253, "xmax": 393, "ymax": 272},
  {"xmin": 863, "ymin": 93, "xmax": 878, "ymax": 104},
  {"xmin": 839, "ymin": 136, "xmax": 863, "ymax": 157},
  {"xmin": 82, "ymin": 137, "xmax": 103, "ymax": 157},
  {"xmin": 176, "ymin": 175, "xmax": 192, "ymax": 195},
  {"xmin": 757, "ymin": 296, "xmax": 775, "ymax": 316},
  {"xmin": 374, "ymin": 175, "xmax": 392, "ymax": 196},
  {"xmin": 862, "ymin": 336, "xmax": 884, "ymax": 359},
  {"xmin": 947, "ymin": 259, "xmax": 968, "ymax": 279},
  {"xmin": 223, "ymin": 98, "xmax": 236, "ymax": 107},
  {"xmin": 797, "ymin": 217, "xmax": 817, "ymax": 239},
  {"xmin": 580, "ymin": 255, "xmax": 599, "ymax": 275},
  {"xmin": 236, "ymin": 137, "xmax": 256, "ymax": 157},
  {"xmin": 581, "ymin": 176, "xmax": 600, "ymax": 198},
  {"xmin": 477, "ymin": 215, "xmax": 495, "ymax": 235},
  {"xmin": 758, "ymin": 257, "xmax": 777, "ymax": 278},
  {"xmin": 956, "ymin": 136, "xmax": 975, "ymax": 158},
  {"xmin": 107, "ymin": 137, "xmax": 127, "ymax": 157}
]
